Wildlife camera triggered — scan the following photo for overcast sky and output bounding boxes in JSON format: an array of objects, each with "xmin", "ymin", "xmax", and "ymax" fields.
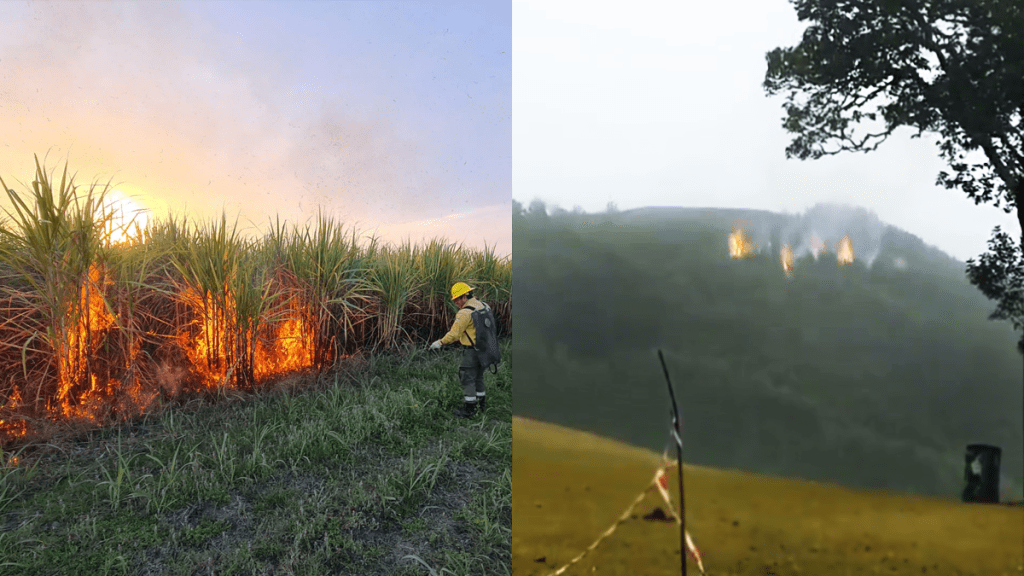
[
  {"xmin": 512, "ymin": 0, "xmax": 1021, "ymax": 263},
  {"xmin": 1, "ymin": 1, "xmax": 510, "ymax": 255}
]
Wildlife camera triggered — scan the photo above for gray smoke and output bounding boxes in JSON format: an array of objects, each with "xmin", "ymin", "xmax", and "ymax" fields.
[{"xmin": 779, "ymin": 204, "xmax": 888, "ymax": 267}]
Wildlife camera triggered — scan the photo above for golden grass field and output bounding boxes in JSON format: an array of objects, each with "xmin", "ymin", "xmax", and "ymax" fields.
[{"xmin": 513, "ymin": 417, "xmax": 1023, "ymax": 576}]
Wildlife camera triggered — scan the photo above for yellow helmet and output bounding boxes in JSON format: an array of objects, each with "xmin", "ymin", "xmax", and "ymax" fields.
[{"xmin": 450, "ymin": 282, "xmax": 473, "ymax": 300}]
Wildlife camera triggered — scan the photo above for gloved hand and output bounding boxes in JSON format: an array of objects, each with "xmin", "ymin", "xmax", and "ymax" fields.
[{"xmin": 429, "ymin": 340, "xmax": 442, "ymax": 350}]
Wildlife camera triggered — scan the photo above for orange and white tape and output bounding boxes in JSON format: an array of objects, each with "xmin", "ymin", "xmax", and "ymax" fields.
[
  {"xmin": 653, "ymin": 466, "xmax": 706, "ymax": 574},
  {"xmin": 545, "ymin": 464, "xmax": 705, "ymax": 576}
]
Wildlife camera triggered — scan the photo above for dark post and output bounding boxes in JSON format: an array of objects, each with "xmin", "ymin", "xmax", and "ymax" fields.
[
  {"xmin": 961, "ymin": 444, "xmax": 1001, "ymax": 504},
  {"xmin": 658, "ymin": 349, "xmax": 686, "ymax": 576}
]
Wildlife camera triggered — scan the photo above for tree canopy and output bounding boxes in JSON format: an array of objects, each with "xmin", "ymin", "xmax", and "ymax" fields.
[{"xmin": 764, "ymin": 0, "xmax": 1024, "ymax": 352}]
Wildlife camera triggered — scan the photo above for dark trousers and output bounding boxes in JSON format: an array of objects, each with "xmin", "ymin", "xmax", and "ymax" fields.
[{"xmin": 459, "ymin": 347, "xmax": 485, "ymax": 401}]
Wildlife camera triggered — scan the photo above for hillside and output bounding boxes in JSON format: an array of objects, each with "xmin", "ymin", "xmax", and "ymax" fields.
[
  {"xmin": 513, "ymin": 417, "xmax": 1024, "ymax": 576},
  {"xmin": 513, "ymin": 204, "xmax": 1023, "ymax": 500}
]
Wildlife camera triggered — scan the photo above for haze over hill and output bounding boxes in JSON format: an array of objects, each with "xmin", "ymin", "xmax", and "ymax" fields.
[{"xmin": 513, "ymin": 202, "xmax": 1023, "ymax": 501}]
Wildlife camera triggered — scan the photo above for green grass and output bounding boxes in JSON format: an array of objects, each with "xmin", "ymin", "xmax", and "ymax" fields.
[
  {"xmin": 513, "ymin": 416, "xmax": 1024, "ymax": 576},
  {"xmin": 0, "ymin": 339, "xmax": 511, "ymax": 575}
]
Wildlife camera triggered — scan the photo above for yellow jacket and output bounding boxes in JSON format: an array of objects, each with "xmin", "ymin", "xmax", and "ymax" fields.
[{"xmin": 440, "ymin": 297, "xmax": 481, "ymax": 347}]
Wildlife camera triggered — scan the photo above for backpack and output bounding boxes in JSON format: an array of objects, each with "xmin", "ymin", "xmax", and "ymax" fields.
[{"xmin": 464, "ymin": 301, "xmax": 502, "ymax": 374}]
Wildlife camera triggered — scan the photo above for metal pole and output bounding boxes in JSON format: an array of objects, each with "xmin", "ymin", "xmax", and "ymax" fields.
[{"xmin": 658, "ymin": 349, "xmax": 686, "ymax": 576}]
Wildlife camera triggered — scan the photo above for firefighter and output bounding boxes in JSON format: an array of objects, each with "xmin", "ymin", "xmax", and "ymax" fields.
[{"xmin": 430, "ymin": 282, "xmax": 486, "ymax": 418}]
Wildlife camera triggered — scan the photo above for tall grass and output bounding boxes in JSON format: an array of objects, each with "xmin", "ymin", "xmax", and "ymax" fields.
[
  {"xmin": 369, "ymin": 241, "xmax": 420, "ymax": 350},
  {"xmin": 0, "ymin": 157, "xmax": 512, "ymax": 446},
  {"xmin": 0, "ymin": 157, "xmax": 120, "ymax": 424},
  {"xmin": 415, "ymin": 238, "xmax": 470, "ymax": 339},
  {"xmin": 261, "ymin": 213, "xmax": 370, "ymax": 364}
]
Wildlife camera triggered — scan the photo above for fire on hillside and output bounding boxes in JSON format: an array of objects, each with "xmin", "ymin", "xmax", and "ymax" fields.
[
  {"xmin": 838, "ymin": 236, "xmax": 854, "ymax": 265},
  {"xmin": 781, "ymin": 244, "xmax": 795, "ymax": 278},
  {"xmin": 729, "ymin": 229, "xmax": 856, "ymax": 276},
  {"xmin": 729, "ymin": 229, "xmax": 752, "ymax": 259}
]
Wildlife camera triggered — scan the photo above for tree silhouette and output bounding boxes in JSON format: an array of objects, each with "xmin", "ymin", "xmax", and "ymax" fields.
[{"xmin": 764, "ymin": 0, "xmax": 1024, "ymax": 355}]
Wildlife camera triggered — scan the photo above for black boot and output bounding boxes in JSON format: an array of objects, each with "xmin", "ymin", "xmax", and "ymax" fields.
[
  {"xmin": 453, "ymin": 400, "xmax": 478, "ymax": 419},
  {"xmin": 478, "ymin": 396, "xmax": 486, "ymax": 412}
]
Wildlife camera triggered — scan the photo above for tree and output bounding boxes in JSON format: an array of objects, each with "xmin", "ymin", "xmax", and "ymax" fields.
[
  {"xmin": 527, "ymin": 199, "xmax": 549, "ymax": 220},
  {"xmin": 764, "ymin": 0, "xmax": 1024, "ymax": 354}
]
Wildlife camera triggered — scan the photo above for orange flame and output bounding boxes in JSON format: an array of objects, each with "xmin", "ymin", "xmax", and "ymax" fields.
[
  {"xmin": 729, "ymin": 229, "xmax": 751, "ymax": 259},
  {"xmin": 2, "ymin": 264, "xmax": 322, "ymax": 446},
  {"xmin": 54, "ymin": 263, "xmax": 117, "ymax": 422},
  {"xmin": 48, "ymin": 263, "xmax": 155, "ymax": 424},
  {"xmin": 254, "ymin": 297, "xmax": 315, "ymax": 380},
  {"xmin": 178, "ymin": 284, "xmax": 239, "ymax": 388},
  {"xmin": 780, "ymin": 245, "xmax": 794, "ymax": 278},
  {"xmin": 838, "ymin": 236, "xmax": 854, "ymax": 265},
  {"xmin": 177, "ymin": 286, "xmax": 317, "ymax": 388}
]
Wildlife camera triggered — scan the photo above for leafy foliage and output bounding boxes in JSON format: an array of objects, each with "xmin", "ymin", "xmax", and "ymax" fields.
[
  {"xmin": 763, "ymin": 0, "xmax": 1024, "ymax": 353},
  {"xmin": 966, "ymin": 226, "xmax": 1024, "ymax": 353}
]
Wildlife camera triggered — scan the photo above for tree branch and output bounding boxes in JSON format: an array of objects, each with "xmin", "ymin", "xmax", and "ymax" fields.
[{"xmin": 977, "ymin": 137, "xmax": 1020, "ymax": 192}]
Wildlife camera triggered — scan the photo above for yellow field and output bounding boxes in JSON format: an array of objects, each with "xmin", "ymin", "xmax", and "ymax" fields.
[{"xmin": 513, "ymin": 417, "xmax": 1024, "ymax": 576}]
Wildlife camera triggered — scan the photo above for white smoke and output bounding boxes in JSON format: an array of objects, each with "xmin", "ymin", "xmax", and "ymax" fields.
[{"xmin": 780, "ymin": 204, "xmax": 888, "ymax": 267}]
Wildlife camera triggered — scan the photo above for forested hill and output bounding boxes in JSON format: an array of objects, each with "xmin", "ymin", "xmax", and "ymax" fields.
[{"xmin": 513, "ymin": 203, "xmax": 1023, "ymax": 500}]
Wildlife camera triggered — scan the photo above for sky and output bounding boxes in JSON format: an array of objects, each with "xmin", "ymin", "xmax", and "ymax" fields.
[
  {"xmin": 0, "ymin": 1, "xmax": 511, "ymax": 256},
  {"xmin": 512, "ymin": 0, "xmax": 1021, "ymax": 263}
]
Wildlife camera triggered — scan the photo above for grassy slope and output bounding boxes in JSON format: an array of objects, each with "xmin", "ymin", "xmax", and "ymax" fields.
[
  {"xmin": 513, "ymin": 417, "xmax": 1024, "ymax": 576},
  {"xmin": 0, "ymin": 340, "xmax": 511, "ymax": 576}
]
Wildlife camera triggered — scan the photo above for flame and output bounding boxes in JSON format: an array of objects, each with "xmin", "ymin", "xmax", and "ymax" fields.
[
  {"xmin": 780, "ymin": 244, "xmax": 794, "ymax": 277},
  {"xmin": 178, "ymin": 284, "xmax": 239, "ymax": 388},
  {"xmin": 254, "ymin": 297, "xmax": 315, "ymax": 379},
  {"xmin": 2, "ymin": 266, "xmax": 321, "ymax": 443},
  {"xmin": 48, "ymin": 263, "xmax": 154, "ymax": 424},
  {"xmin": 729, "ymin": 229, "xmax": 752, "ymax": 259},
  {"xmin": 54, "ymin": 263, "xmax": 117, "ymax": 421},
  {"xmin": 177, "ymin": 285, "xmax": 317, "ymax": 388},
  {"xmin": 838, "ymin": 236, "xmax": 854, "ymax": 265}
]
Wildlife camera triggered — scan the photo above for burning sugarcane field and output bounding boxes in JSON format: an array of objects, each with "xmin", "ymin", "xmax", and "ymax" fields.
[
  {"xmin": 0, "ymin": 2, "xmax": 513, "ymax": 573},
  {"xmin": 0, "ymin": 158, "xmax": 512, "ymax": 575}
]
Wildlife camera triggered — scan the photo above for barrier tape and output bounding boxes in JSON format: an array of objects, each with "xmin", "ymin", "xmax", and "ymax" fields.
[
  {"xmin": 545, "ymin": 463, "xmax": 705, "ymax": 576},
  {"xmin": 653, "ymin": 466, "xmax": 706, "ymax": 574}
]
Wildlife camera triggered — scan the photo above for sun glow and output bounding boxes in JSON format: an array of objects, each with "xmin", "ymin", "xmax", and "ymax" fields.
[{"xmin": 103, "ymin": 189, "xmax": 150, "ymax": 245}]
